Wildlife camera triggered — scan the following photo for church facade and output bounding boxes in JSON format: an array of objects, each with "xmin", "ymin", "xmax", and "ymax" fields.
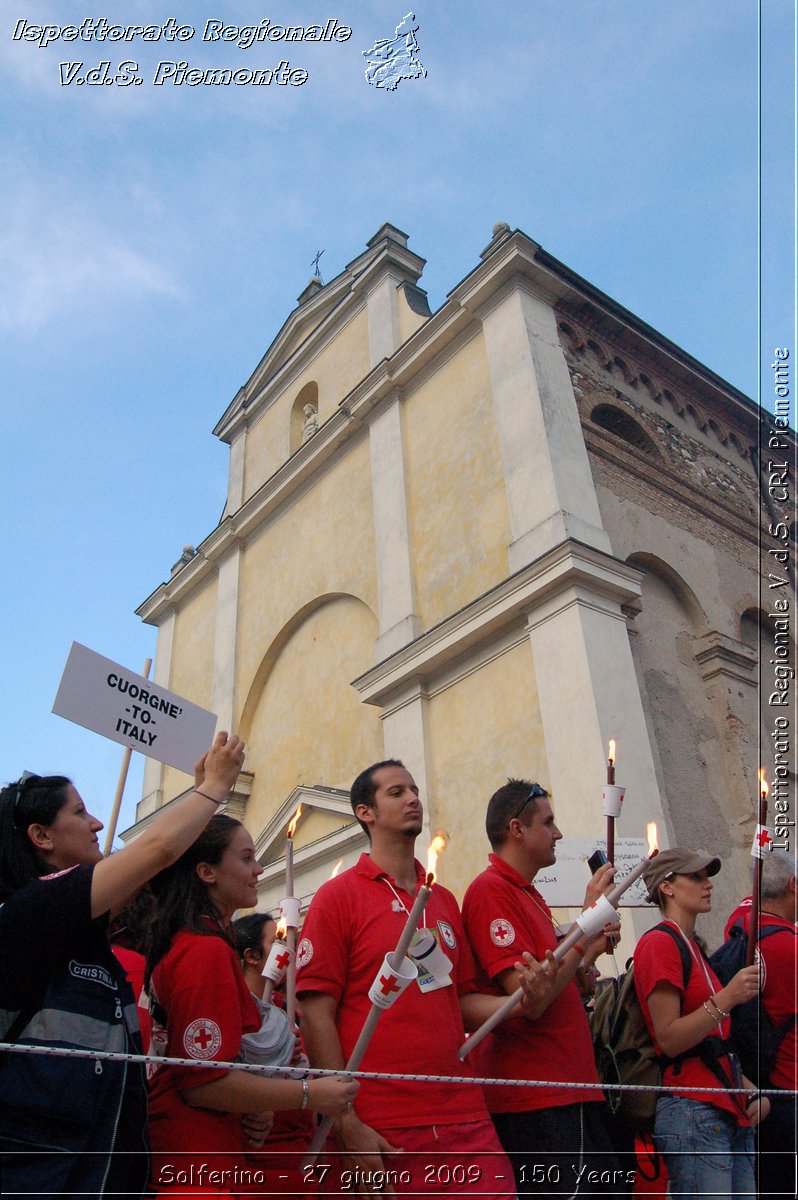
[{"xmin": 130, "ymin": 222, "xmax": 785, "ymax": 939}]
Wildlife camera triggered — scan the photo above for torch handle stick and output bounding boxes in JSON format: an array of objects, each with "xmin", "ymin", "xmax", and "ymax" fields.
[
  {"xmin": 746, "ymin": 795, "xmax": 768, "ymax": 966},
  {"xmin": 459, "ymin": 917, "xmax": 589, "ymax": 1059},
  {"xmin": 459, "ymin": 851, "xmax": 655, "ymax": 1058},
  {"xmin": 302, "ymin": 883, "xmax": 433, "ymax": 1166},
  {"xmin": 606, "ymin": 816, "xmax": 615, "ymax": 866},
  {"xmin": 286, "ymin": 927, "xmax": 298, "ymax": 1027}
]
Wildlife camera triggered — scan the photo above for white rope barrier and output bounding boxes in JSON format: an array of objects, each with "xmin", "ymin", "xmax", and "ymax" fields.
[{"xmin": 0, "ymin": 1040, "xmax": 793, "ymax": 1097}]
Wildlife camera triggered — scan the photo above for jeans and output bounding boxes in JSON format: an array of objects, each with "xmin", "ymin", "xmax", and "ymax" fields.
[{"xmin": 654, "ymin": 1094, "xmax": 755, "ymax": 1198}]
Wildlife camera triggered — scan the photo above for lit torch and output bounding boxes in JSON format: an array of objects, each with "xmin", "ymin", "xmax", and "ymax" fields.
[
  {"xmin": 747, "ymin": 771, "xmax": 771, "ymax": 965},
  {"xmin": 303, "ymin": 832, "xmax": 448, "ymax": 1167},
  {"xmin": 282, "ymin": 804, "xmax": 303, "ymax": 1026},
  {"xmin": 602, "ymin": 739, "xmax": 625, "ymax": 865},
  {"xmin": 261, "ymin": 916, "xmax": 290, "ymax": 1006}
]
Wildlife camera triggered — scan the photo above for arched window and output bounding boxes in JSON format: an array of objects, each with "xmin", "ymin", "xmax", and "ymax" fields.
[{"xmin": 590, "ymin": 404, "xmax": 662, "ymax": 458}]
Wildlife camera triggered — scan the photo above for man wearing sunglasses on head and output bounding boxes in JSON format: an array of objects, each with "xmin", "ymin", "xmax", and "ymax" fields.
[{"xmin": 462, "ymin": 779, "xmax": 622, "ymax": 1195}]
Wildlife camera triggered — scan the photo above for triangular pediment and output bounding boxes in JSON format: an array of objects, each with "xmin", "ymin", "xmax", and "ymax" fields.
[
  {"xmin": 213, "ymin": 223, "xmax": 425, "ymax": 443},
  {"xmin": 254, "ymin": 783, "xmax": 368, "ymax": 913}
]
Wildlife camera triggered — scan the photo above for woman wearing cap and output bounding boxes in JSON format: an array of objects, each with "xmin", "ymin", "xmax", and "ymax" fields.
[
  {"xmin": 0, "ymin": 730, "xmax": 245, "ymax": 1199},
  {"xmin": 633, "ymin": 848, "xmax": 768, "ymax": 1198}
]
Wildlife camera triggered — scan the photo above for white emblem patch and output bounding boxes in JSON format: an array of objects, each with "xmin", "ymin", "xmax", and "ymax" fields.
[
  {"xmin": 489, "ymin": 918, "xmax": 516, "ymax": 947},
  {"xmin": 184, "ymin": 1018, "xmax": 222, "ymax": 1060},
  {"xmin": 296, "ymin": 937, "xmax": 314, "ymax": 968},
  {"xmin": 438, "ymin": 920, "xmax": 456, "ymax": 949}
]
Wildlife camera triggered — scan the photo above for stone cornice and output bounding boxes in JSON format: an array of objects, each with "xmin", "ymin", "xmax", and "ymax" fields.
[
  {"xmin": 352, "ymin": 541, "xmax": 644, "ymax": 708},
  {"xmin": 693, "ymin": 631, "xmax": 758, "ymax": 684},
  {"xmin": 118, "ymin": 770, "xmax": 254, "ymax": 842},
  {"xmin": 583, "ymin": 427, "xmax": 760, "ymax": 546}
]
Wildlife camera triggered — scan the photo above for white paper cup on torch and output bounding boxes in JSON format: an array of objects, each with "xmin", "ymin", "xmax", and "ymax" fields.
[
  {"xmin": 262, "ymin": 939, "xmax": 293, "ymax": 984},
  {"xmin": 367, "ymin": 955, "xmax": 418, "ymax": 1010},
  {"xmin": 601, "ymin": 785, "xmax": 625, "ymax": 818},
  {"xmin": 409, "ymin": 927, "xmax": 453, "ymax": 979},
  {"xmin": 574, "ymin": 893, "xmax": 620, "ymax": 938},
  {"xmin": 279, "ymin": 896, "xmax": 301, "ymax": 928}
]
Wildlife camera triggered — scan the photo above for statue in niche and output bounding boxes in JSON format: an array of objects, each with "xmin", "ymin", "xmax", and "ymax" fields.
[{"xmin": 301, "ymin": 403, "xmax": 319, "ymax": 443}]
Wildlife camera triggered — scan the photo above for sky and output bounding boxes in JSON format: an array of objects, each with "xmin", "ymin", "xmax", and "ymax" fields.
[{"xmin": 1, "ymin": 0, "xmax": 795, "ymax": 844}]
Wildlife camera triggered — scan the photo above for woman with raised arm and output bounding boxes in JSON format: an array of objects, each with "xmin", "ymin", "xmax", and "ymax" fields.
[
  {"xmin": 0, "ymin": 730, "xmax": 246, "ymax": 1199},
  {"xmin": 144, "ymin": 814, "xmax": 358, "ymax": 1197},
  {"xmin": 634, "ymin": 848, "xmax": 768, "ymax": 1200}
]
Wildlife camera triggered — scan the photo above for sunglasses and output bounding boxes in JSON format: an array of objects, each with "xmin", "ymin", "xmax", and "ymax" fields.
[{"xmin": 507, "ymin": 783, "xmax": 547, "ymax": 827}]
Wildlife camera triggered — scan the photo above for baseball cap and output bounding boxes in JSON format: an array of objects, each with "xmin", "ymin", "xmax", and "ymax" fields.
[{"xmin": 642, "ymin": 847, "xmax": 721, "ymax": 904}]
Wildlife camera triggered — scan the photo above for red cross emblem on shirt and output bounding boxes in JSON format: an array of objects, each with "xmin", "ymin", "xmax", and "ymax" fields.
[
  {"xmin": 274, "ymin": 950, "xmax": 290, "ymax": 971},
  {"xmin": 494, "ymin": 922, "xmax": 512, "ymax": 943},
  {"xmin": 192, "ymin": 1024, "xmax": 214, "ymax": 1051},
  {"xmin": 756, "ymin": 828, "xmax": 773, "ymax": 849},
  {"xmin": 378, "ymin": 973, "xmax": 402, "ymax": 997}
]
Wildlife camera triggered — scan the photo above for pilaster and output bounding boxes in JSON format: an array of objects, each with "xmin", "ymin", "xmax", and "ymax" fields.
[
  {"xmin": 137, "ymin": 610, "xmax": 175, "ymax": 819},
  {"xmin": 481, "ymin": 283, "xmax": 611, "ymax": 570},
  {"xmin": 369, "ymin": 395, "xmax": 422, "ymax": 660}
]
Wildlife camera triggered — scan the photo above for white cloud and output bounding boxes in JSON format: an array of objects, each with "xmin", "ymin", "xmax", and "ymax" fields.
[{"xmin": 0, "ymin": 162, "xmax": 184, "ymax": 336}]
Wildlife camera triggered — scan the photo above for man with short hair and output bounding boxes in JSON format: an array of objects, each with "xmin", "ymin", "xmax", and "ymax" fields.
[
  {"xmin": 462, "ymin": 778, "xmax": 621, "ymax": 1194},
  {"xmin": 297, "ymin": 760, "xmax": 546, "ymax": 1196},
  {"xmin": 728, "ymin": 848, "xmax": 797, "ymax": 1198}
]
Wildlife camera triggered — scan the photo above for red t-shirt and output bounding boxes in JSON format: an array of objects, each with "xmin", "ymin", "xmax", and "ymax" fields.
[
  {"xmin": 148, "ymin": 928, "xmax": 261, "ymax": 1155},
  {"xmin": 296, "ymin": 853, "xmax": 487, "ymax": 1130},
  {"xmin": 729, "ymin": 908, "xmax": 797, "ymax": 1091},
  {"xmin": 724, "ymin": 898, "xmax": 752, "ymax": 939},
  {"xmin": 461, "ymin": 854, "xmax": 603, "ymax": 1112},
  {"xmin": 112, "ymin": 945, "xmax": 152, "ymax": 1049},
  {"xmin": 633, "ymin": 923, "xmax": 749, "ymax": 1123}
]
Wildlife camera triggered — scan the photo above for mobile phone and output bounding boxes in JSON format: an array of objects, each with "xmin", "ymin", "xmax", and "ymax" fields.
[{"xmin": 588, "ymin": 849, "xmax": 609, "ymax": 874}]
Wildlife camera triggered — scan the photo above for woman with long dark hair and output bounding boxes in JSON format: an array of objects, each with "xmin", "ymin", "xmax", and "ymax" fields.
[
  {"xmin": 0, "ymin": 730, "xmax": 246, "ymax": 1198},
  {"xmin": 144, "ymin": 814, "xmax": 357, "ymax": 1195},
  {"xmin": 634, "ymin": 848, "xmax": 769, "ymax": 1199}
]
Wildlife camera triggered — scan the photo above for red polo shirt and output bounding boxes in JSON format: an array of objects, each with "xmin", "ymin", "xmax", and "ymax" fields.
[
  {"xmin": 729, "ymin": 908, "xmax": 797, "ymax": 1091},
  {"xmin": 462, "ymin": 853, "xmax": 603, "ymax": 1112},
  {"xmin": 296, "ymin": 853, "xmax": 487, "ymax": 1130}
]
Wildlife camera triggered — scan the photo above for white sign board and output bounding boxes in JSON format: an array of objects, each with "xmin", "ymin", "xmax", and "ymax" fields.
[
  {"xmin": 53, "ymin": 642, "xmax": 217, "ymax": 774},
  {"xmin": 535, "ymin": 838, "xmax": 650, "ymax": 908}
]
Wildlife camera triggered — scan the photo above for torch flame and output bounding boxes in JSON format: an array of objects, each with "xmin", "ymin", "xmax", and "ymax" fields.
[
  {"xmin": 758, "ymin": 769, "xmax": 769, "ymax": 799},
  {"xmin": 286, "ymin": 803, "xmax": 303, "ymax": 839},
  {"xmin": 426, "ymin": 832, "xmax": 448, "ymax": 882},
  {"xmin": 646, "ymin": 822, "xmax": 659, "ymax": 857},
  {"xmin": 329, "ymin": 858, "xmax": 343, "ymax": 879},
  {"xmin": 608, "ymin": 739, "xmax": 616, "ymax": 765},
  {"xmin": 275, "ymin": 918, "xmax": 288, "ymax": 940}
]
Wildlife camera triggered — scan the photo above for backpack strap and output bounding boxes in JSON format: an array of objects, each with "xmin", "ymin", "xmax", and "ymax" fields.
[
  {"xmin": 650, "ymin": 921, "xmax": 692, "ymax": 990},
  {"xmin": 732, "ymin": 916, "xmax": 797, "ymax": 945},
  {"xmin": 647, "ymin": 923, "xmax": 739, "ymax": 1091}
]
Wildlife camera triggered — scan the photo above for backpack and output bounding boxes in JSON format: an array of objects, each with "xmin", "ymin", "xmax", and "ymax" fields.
[
  {"xmin": 708, "ymin": 918, "xmax": 797, "ymax": 1086},
  {"xmin": 590, "ymin": 922, "xmax": 690, "ymax": 1132}
]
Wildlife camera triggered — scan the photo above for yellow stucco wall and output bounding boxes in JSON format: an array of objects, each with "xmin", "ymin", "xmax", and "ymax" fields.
[
  {"xmin": 236, "ymin": 434, "xmax": 377, "ymax": 700},
  {"xmin": 242, "ymin": 595, "xmax": 383, "ymax": 836},
  {"xmin": 161, "ymin": 578, "xmax": 218, "ymax": 799},
  {"xmin": 403, "ymin": 330, "xmax": 511, "ymax": 627},
  {"xmin": 423, "ymin": 638, "xmax": 547, "ymax": 900},
  {"xmin": 396, "ymin": 286, "xmax": 430, "ymax": 345},
  {"xmin": 241, "ymin": 308, "xmax": 371, "ymax": 502}
]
